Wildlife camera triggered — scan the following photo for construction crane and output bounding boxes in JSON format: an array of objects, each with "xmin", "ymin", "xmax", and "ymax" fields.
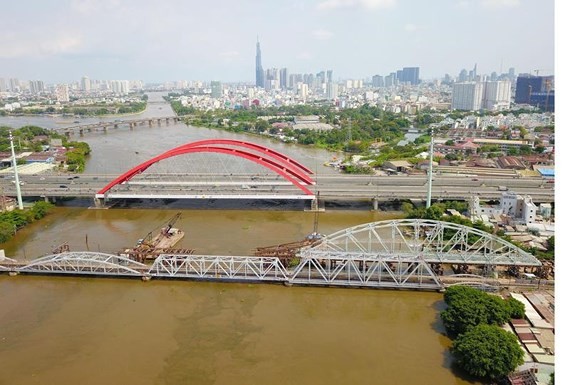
[{"xmin": 122, "ymin": 212, "xmax": 193, "ymax": 262}]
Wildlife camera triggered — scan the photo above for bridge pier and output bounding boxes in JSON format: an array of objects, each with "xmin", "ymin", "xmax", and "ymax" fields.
[
  {"xmin": 372, "ymin": 196, "xmax": 379, "ymax": 211},
  {"xmin": 93, "ymin": 197, "xmax": 106, "ymax": 209}
]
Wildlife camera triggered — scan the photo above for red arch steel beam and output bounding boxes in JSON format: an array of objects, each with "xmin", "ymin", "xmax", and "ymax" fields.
[
  {"xmin": 177, "ymin": 139, "xmax": 314, "ymax": 176},
  {"xmin": 97, "ymin": 145, "xmax": 315, "ymax": 196},
  {"xmin": 160, "ymin": 140, "xmax": 313, "ymax": 184}
]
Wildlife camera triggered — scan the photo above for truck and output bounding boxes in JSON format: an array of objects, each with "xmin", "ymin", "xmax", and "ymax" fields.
[{"xmin": 498, "ymin": 186, "xmax": 508, "ymax": 191}]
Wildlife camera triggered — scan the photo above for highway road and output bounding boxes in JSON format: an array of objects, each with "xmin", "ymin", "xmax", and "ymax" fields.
[{"xmin": 0, "ymin": 172, "xmax": 555, "ymax": 203}]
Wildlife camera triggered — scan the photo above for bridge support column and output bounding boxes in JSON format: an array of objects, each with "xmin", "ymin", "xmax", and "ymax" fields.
[
  {"xmin": 93, "ymin": 197, "xmax": 105, "ymax": 209},
  {"xmin": 130, "ymin": 123, "xmax": 134, "ymax": 130},
  {"xmin": 372, "ymin": 196, "xmax": 379, "ymax": 211}
]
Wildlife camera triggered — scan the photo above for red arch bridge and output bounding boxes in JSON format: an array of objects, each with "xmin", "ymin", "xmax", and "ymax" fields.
[
  {"xmin": 1, "ymin": 220, "xmax": 544, "ymax": 291},
  {"xmin": 94, "ymin": 139, "xmax": 317, "ymax": 206}
]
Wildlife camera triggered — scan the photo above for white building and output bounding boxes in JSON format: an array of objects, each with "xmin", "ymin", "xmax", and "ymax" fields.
[
  {"xmin": 451, "ymin": 82, "xmax": 484, "ymax": 110},
  {"xmin": 470, "ymin": 192, "xmax": 537, "ymax": 225},
  {"xmin": 482, "ymin": 80, "xmax": 511, "ymax": 111},
  {"xmin": 326, "ymin": 82, "xmax": 338, "ymax": 100},
  {"xmin": 110, "ymin": 80, "xmax": 130, "ymax": 95},
  {"xmin": 55, "ymin": 84, "xmax": 69, "ymax": 102},
  {"xmin": 297, "ymin": 83, "xmax": 308, "ymax": 100}
]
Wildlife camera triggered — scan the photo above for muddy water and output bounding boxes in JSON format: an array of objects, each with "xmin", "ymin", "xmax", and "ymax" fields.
[
  {"xmin": 0, "ymin": 208, "xmax": 480, "ymax": 385},
  {"xmin": 0, "ymin": 276, "xmax": 470, "ymax": 385}
]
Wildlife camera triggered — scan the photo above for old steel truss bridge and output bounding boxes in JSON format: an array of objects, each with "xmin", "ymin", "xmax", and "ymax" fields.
[{"xmin": 1, "ymin": 220, "xmax": 542, "ymax": 291}]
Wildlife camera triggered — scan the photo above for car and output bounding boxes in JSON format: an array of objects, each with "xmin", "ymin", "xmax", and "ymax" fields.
[
  {"xmin": 59, "ymin": 185, "xmax": 67, "ymax": 188},
  {"xmin": 471, "ymin": 178, "xmax": 479, "ymax": 181}
]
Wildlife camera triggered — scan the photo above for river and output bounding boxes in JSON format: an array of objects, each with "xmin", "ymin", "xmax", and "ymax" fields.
[{"xmin": 0, "ymin": 94, "xmax": 481, "ymax": 384}]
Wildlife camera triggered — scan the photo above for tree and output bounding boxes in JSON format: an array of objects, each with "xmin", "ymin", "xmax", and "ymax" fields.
[
  {"xmin": 452, "ymin": 324, "xmax": 524, "ymax": 381},
  {"xmin": 505, "ymin": 297, "xmax": 525, "ymax": 319},
  {"xmin": 441, "ymin": 286, "xmax": 511, "ymax": 336}
]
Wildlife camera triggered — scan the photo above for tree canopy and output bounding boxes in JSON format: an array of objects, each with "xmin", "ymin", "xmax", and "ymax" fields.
[{"xmin": 452, "ymin": 324, "xmax": 524, "ymax": 381}]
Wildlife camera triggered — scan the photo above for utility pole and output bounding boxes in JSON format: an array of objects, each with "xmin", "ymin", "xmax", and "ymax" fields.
[
  {"xmin": 9, "ymin": 131, "xmax": 24, "ymax": 210},
  {"xmin": 426, "ymin": 129, "xmax": 434, "ymax": 209}
]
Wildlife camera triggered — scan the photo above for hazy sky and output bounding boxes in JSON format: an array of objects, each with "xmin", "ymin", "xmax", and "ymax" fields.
[{"xmin": 0, "ymin": 0, "xmax": 555, "ymax": 84}]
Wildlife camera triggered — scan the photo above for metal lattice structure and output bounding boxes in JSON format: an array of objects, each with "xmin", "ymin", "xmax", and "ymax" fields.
[
  {"xmin": 304, "ymin": 219, "xmax": 541, "ymax": 266},
  {"xmin": 289, "ymin": 252, "xmax": 443, "ymax": 289},
  {"xmin": 149, "ymin": 254, "xmax": 288, "ymax": 282},
  {"xmin": 290, "ymin": 219, "xmax": 541, "ymax": 290},
  {"xmin": 18, "ymin": 252, "xmax": 148, "ymax": 277},
  {"xmin": 5, "ymin": 220, "xmax": 543, "ymax": 291}
]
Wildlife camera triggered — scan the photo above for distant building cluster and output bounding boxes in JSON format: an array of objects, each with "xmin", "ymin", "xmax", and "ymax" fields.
[{"xmin": 0, "ymin": 40, "xmax": 554, "ymax": 115}]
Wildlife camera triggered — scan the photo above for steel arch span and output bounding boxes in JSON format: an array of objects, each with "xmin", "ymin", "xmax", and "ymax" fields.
[
  {"xmin": 18, "ymin": 252, "xmax": 149, "ymax": 277},
  {"xmin": 96, "ymin": 139, "xmax": 315, "ymax": 197},
  {"xmin": 287, "ymin": 219, "xmax": 542, "ymax": 290},
  {"xmin": 303, "ymin": 219, "xmax": 541, "ymax": 266}
]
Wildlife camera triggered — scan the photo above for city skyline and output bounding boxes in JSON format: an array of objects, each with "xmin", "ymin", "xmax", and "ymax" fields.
[{"xmin": 0, "ymin": 0, "xmax": 556, "ymax": 84}]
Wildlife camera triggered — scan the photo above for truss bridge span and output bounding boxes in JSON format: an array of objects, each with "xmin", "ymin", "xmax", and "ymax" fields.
[{"xmin": 2, "ymin": 220, "xmax": 543, "ymax": 291}]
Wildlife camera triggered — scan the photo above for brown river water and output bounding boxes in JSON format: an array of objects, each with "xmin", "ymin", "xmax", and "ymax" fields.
[
  {"xmin": 0, "ymin": 208, "xmax": 481, "ymax": 385},
  {"xmin": 0, "ymin": 94, "xmax": 481, "ymax": 384}
]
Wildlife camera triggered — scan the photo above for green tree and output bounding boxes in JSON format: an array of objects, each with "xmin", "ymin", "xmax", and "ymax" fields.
[
  {"xmin": 505, "ymin": 297, "xmax": 526, "ymax": 319},
  {"xmin": 441, "ymin": 286, "xmax": 512, "ymax": 336},
  {"xmin": 452, "ymin": 324, "xmax": 524, "ymax": 381}
]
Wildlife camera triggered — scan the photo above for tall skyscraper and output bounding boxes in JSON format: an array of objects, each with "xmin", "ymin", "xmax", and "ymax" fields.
[
  {"xmin": 81, "ymin": 76, "xmax": 91, "ymax": 92},
  {"xmin": 210, "ymin": 81, "xmax": 222, "ymax": 98},
  {"xmin": 401, "ymin": 67, "xmax": 420, "ymax": 85},
  {"xmin": 255, "ymin": 38, "xmax": 264, "ymax": 88}
]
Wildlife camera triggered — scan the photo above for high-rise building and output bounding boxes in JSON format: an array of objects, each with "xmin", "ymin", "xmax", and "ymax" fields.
[
  {"xmin": 482, "ymin": 80, "xmax": 511, "ymax": 111},
  {"xmin": 514, "ymin": 74, "xmax": 554, "ymax": 104},
  {"xmin": 326, "ymin": 82, "xmax": 338, "ymax": 100},
  {"xmin": 110, "ymin": 80, "xmax": 130, "ymax": 95},
  {"xmin": 279, "ymin": 68, "xmax": 288, "ymax": 89},
  {"xmin": 297, "ymin": 83, "xmax": 308, "ymax": 100},
  {"xmin": 56, "ymin": 84, "xmax": 70, "ymax": 102},
  {"xmin": 451, "ymin": 82, "xmax": 484, "ymax": 111},
  {"xmin": 372, "ymin": 75, "xmax": 384, "ymax": 87},
  {"xmin": 29, "ymin": 80, "xmax": 45, "ymax": 94},
  {"xmin": 255, "ymin": 38, "xmax": 264, "ymax": 88},
  {"xmin": 81, "ymin": 76, "xmax": 91, "ymax": 92},
  {"xmin": 9, "ymin": 78, "xmax": 20, "ymax": 92},
  {"xmin": 401, "ymin": 67, "xmax": 420, "ymax": 85},
  {"xmin": 210, "ymin": 81, "xmax": 222, "ymax": 98}
]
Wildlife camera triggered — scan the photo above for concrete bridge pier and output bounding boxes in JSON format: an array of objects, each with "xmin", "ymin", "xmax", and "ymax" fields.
[
  {"xmin": 148, "ymin": 120, "xmax": 153, "ymax": 127},
  {"xmin": 129, "ymin": 123, "xmax": 134, "ymax": 130},
  {"xmin": 93, "ymin": 197, "xmax": 106, "ymax": 209},
  {"xmin": 372, "ymin": 196, "xmax": 379, "ymax": 211}
]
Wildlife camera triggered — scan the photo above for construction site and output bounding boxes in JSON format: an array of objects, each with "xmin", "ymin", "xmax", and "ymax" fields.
[{"xmin": 118, "ymin": 212, "xmax": 194, "ymax": 263}]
